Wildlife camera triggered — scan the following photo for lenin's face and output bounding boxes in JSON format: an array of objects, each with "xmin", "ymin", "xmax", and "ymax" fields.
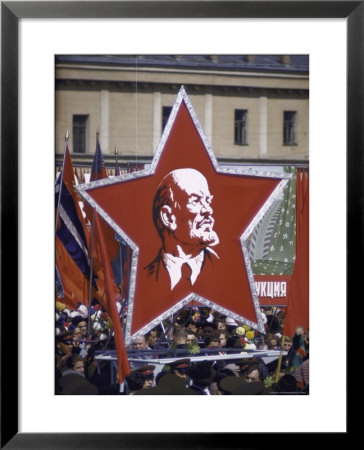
[{"xmin": 169, "ymin": 169, "xmax": 219, "ymax": 251}]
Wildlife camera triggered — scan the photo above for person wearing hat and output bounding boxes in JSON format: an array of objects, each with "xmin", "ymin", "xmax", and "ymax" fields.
[
  {"xmin": 219, "ymin": 376, "xmax": 266, "ymax": 395},
  {"xmin": 224, "ymin": 317, "xmax": 239, "ymax": 333},
  {"xmin": 226, "ymin": 334, "xmax": 244, "ymax": 350},
  {"xmin": 56, "ymin": 330, "xmax": 75, "ymax": 374},
  {"xmin": 56, "ymin": 330, "xmax": 74, "ymax": 353},
  {"xmin": 270, "ymin": 373, "xmax": 299, "ymax": 394},
  {"xmin": 125, "ymin": 371, "xmax": 147, "ymax": 395},
  {"xmin": 169, "ymin": 358, "xmax": 190, "ymax": 381},
  {"xmin": 133, "ymin": 365, "xmax": 156, "ymax": 389},
  {"xmin": 187, "ymin": 361, "xmax": 216, "ymax": 395},
  {"xmin": 208, "ymin": 362, "xmax": 241, "ymax": 395},
  {"xmin": 134, "ymin": 373, "xmax": 197, "ymax": 395}
]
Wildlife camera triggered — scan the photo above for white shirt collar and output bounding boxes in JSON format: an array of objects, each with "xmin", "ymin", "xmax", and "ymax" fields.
[{"xmin": 163, "ymin": 250, "xmax": 205, "ymax": 290}]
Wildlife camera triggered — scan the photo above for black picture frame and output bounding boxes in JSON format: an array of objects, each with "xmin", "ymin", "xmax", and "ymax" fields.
[{"xmin": 1, "ymin": 1, "xmax": 356, "ymax": 447}]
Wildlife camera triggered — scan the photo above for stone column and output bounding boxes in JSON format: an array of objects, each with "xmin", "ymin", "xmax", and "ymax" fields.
[
  {"xmin": 153, "ymin": 91, "xmax": 162, "ymax": 152},
  {"xmin": 100, "ymin": 90, "xmax": 109, "ymax": 152}
]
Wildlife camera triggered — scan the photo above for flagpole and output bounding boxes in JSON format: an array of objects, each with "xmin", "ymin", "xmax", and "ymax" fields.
[
  {"xmin": 86, "ymin": 129, "xmax": 100, "ymax": 335},
  {"xmin": 55, "ymin": 130, "xmax": 69, "ymax": 231},
  {"xmin": 119, "ymin": 243, "xmax": 124, "ymax": 335},
  {"xmin": 275, "ymin": 334, "xmax": 286, "ymax": 382},
  {"xmin": 114, "ymin": 146, "xmax": 119, "ymax": 175},
  {"xmin": 267, "ymin": 306, "xmax": 278, "ymax": 335},
  {"xmin": 87, "ymin": 207, "xmax": 96, "ymax": 337}
]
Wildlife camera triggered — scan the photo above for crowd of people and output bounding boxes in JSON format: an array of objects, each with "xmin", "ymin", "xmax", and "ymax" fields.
[{"xmin": 55, "ymin": 300, "xmax": 309, "ymax": 395}]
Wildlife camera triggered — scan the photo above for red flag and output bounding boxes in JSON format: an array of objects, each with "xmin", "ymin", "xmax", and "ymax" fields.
[
  {"xmin": 82, "ymin": 137, "xmax": 121, "ymax": 303},
  {"xmin": 55, "ymin": 240, "xmax": 90, "ymax": 309},
  {"xmin": 283, "ymin": 169, "xmax": 309, "ymax": 336},
  {"xmin": 94, "ymin": 212, "xmax": 130, "ymax": 385},
  {"xmin": 84, "ymin": 136, "xmax": 119, "ymax": 262},
  {"xmin": 55, "ymin": 145, "xmax": 93, "ymax": 308}
]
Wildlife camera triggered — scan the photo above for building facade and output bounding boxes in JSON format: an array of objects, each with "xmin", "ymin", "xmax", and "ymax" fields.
[{"xmin": 55, "ymin": 55, "xmax": 309, "ymax": 168}]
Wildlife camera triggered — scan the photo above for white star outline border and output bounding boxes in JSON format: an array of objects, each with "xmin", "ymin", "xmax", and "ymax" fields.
[{"xmin": 77, "ymin": 86, "xmax": 292, "ymax": 344}]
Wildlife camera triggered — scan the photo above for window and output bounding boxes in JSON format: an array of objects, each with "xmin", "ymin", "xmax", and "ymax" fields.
[
  {"xmin": 72, "ymin": 115, "xmax": 88, "ymax": 153},
  {"xmin": 234, "ymin": 109, "xmax": 248, "ymax": 145},
  {"xmin": 283, "ymin": 111, "xmax": 297, "ymax": 145},
  {"xmin": 162, "ymin": 106, "xmax": 173, "ymax": 130}
]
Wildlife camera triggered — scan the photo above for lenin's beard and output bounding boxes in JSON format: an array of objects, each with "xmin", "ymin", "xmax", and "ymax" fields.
[{"xmin": 188, "ymin": 217, "xmax": 219, "ymax": 248}]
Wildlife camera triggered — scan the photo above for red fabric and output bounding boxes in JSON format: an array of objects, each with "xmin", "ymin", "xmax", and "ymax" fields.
[
  {"xmin": 94, "ymin": 212, "xmax": 130, "ymax": 383},
  {"xmin": 283, "ymin": 169, "xmax": 309, "ymax": 336},
  {"xmin": 55, "ymin": 237, "xmax": 89, "ymax": 309},
  {"xmin": 85, "ymin": 101, "xmax": 283, "ymax": 336},
  {"xmin": 83, "ymin": 222, "xmax": 120, "ymax": 307},
  {"xmin": 85, "ymin": 139, "xmax": 119, "ymax": 262},
  {"xmin": 56, "ymin": 146, "xmax": 91, "ymax": 307}
]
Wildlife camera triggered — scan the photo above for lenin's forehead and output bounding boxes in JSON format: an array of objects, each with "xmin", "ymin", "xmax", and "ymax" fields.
[{"xmin": 168, "ymin": 168, "xmax": 210, "ymax": 196}]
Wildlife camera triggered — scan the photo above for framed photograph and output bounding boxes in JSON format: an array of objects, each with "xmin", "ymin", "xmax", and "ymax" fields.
[{"xmin": 1, "ymin": 1, "xmax": 357, "ymax": 447}]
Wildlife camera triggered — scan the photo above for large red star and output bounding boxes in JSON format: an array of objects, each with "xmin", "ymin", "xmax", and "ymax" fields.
[{"xmin": 77, "ymin": 87, "xmax": 290, "ymax": 344}]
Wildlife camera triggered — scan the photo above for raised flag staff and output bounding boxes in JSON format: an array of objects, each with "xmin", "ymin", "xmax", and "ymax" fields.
[
  {"xmin": 91, "ymin": 129, "xmax": 107, "ymax": 181},
  {"xmin": 87, "ymin": 206, "xmax": 96, "ymax": 337},
  {"xmin": 114, "ymin": 146, "xmax": 120, "ymax": 176},
  {"xmin": 86, "ymin": 129, "xmax": 103, "ymax": 337},
  {"xmin": 275, "ymin": 335, "xmax": 286, "ymax": 382}
]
